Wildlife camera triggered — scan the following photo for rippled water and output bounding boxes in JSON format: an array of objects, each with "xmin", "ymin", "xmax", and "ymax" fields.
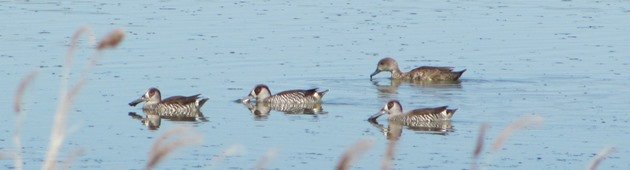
[{"xmin": 1, "ymin": 1, "xmax": 629, "ymax": 169}]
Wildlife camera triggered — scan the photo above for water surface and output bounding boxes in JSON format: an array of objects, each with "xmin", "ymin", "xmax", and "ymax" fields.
[{"xmin": 1, "ymin": 0, "xmax": 629, "ymax": 169}]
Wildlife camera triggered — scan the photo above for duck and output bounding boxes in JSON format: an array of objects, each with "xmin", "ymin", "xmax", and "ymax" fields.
[
  {"xmin": 128, "ymin": 87, "xmax": 208, "ymax": 116},
  {"xmin": 369, "ymin": 57, "xmax": 466, "ymax": 81},
  {"xmin": 368, "ymin": 100, "xmax": 456, "ymax": 124},
  {"xmin": 242, "ymin": 84, "xmax": 328, "ymax": 104}
]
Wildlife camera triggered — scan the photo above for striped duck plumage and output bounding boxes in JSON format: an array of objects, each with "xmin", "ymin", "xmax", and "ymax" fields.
[
  {"xmin": 243, "ymin": 84, "xmax": 328, "ymax": 104},
  {"xmin": 370, "ymin": 57, "xmax": 466, "ymax": 81},
  {"xmin": 128, "ymin": 87, "xmax": 208, "ymax": 118},
  {"xmin": 368, "ymin": 100, "xmax": 456, "ymax": 125},
  {"xmin": 243, "ymin": 101, "xmax": 324, "ymax": 116}
]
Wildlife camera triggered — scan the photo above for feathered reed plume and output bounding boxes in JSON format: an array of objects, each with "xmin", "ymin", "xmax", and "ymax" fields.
[
  {"xmin": 43, "ymin": 28, "xmax": 124, "ymax": 170},
  {"xmin": 146, "ymin": 127, "xmax": 201, "ymax": 170},
  {"xmin": 472, "ymin": 116, "xmax": 542, "ymax": 170},
  {"xmin": 336, "ymin": 139, "xmax": 374, "ymax": 170},
  {"xmin": 381, "ymin": 140, "xmax": 396, "ymax": 170},
  {"xmin": 12, "ymin": 71, "xmax": 38, "ymax": 170},
  {"xmin": 254, "ymin": 149, "xmax": 278, "ymax": 170},
  {"xmin": 587, "ymin": 147, "xmax": 616, "ymax": 170},
  {"xmin": 491, "ymin": 116, "xmax": 543, "ymax": 153},
  {"xmin": 96, "ymin": 29, "xmax": 124, "ymax": 50},
  {"xmin": 0, "ymin": 153, "xmax": 7, "ymax": 160},
  {"xmin": 14, "ymin": 71, "xmax": 38, "ymax": 113},
  {"xmin": 60, "ymin": 149, "xmax": 86, "ymax": 170},
  {"xmin": 471, "ymin": 123, "xmax": 490, "ymax": 170},
  {"xmin": 209, "ymin": 145, "xmax": 245, "ymax": 170}
]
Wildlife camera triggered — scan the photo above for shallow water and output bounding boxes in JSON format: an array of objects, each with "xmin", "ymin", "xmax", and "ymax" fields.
[{"xmin": 1, "ymin": 0, "xmax": 630, "ymax": 169}]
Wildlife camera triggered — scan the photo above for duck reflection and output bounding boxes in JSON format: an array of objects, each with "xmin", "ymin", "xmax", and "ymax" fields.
[
  {"xmin": 128, "ymin": 109, "xmax": 207, "ymax": 130},
  {"xmin": 241, "ymin": 100, "xmax": 325, "ymax": 120},
  {"xmin": 129, "ymin": 110, "xmax": 161, "ymax": 130},
  {"xmin": 372, "ymin": 79, "xmax": 462, "ymax": 94},
  {"xmin": 371, "ymin": 79, "xmax": 463, "ymax": 99},
  {"xmin": 368, "ymin": 119, "xmax": 403, "ymax": 141},
  {"xmin": 368, "ymin": 119, "xmax": 454, "ymax": 140}
]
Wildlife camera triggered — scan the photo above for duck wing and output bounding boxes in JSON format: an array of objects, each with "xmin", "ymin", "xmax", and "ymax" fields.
[
  {"xmin": 275, "ymin": 88, "xmax": 318, "ymax": 97},
  {"xmin": 406, "ymin": 106, "xmax": 449, "ymax": 116},
  {"xmin": 161, "ymin": 94, "xmax": 201, "ymax": 105},
  {"xmin": 410, "ymin": 66, "xmax": 464, "ymax": 81}
]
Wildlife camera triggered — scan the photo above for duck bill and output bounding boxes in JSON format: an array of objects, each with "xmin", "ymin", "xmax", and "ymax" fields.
[
  {"xmin": 368, "ymin": 110, "xmax": 386, "ymax": 121},
  {"xmin": 240, "ymin": 96, "xmax": 254, "ymax": 104},
  {"xmin": 369, "ymin": 69, "xmax": 381, "ymax": 80},
  {"xmin": 128, "ymin": 97, "xmax": 145, "ymax": 106}
]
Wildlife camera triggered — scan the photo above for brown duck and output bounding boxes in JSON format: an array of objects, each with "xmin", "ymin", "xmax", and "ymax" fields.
[{"xmin": 370, "ymin": 57, "xmax": 466, "ymax": 81}]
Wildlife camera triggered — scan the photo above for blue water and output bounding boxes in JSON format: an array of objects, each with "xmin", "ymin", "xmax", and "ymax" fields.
[{"xmin": 1, "ymin": 1, "xmax": 629, "ymax": 169}]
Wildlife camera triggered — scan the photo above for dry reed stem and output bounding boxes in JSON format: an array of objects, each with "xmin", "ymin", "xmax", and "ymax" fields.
[
  {"xmin": 336, "ymin": 139, "xmax": 374, "ymax": 170},
  {"xmin": 146, "ymin": 127, "xmax": 202, "ymax": 170},
  {"xmin": 43, "ymin": 27, "xmax": 123, "ymax": 169},
  {"xmin": 471, "ymin": 123, "xmax": 490, "ymax": 170},
  {"xmin": 62, "ymin": 27, "xmax": 92, "ymax": 84},
  {"xmin": 60, "ymin": 149, "xmax": 86, "ymax": 170},
  {"xmin": 14, "ymin": 71, "xmax": 38, "ymax": 113},
  {"xmin": 380, "ymin": 140, "xmax": 396, "ymax": 170},
  {"xmin": 76, "ymin": 29, "xmax": 125, "ymax": 94},
  {"xmin": 60, "ymin": 27, "xmax": 95, "ymax": 96},
  {"xmin": 254, "ymin": 149, "xmax": 278, "ymax": 170},
  {"xmin": 149, "ymin": 127, "xmax": 186, "ymax": 153},
  {"xmin": 491, "ymin": 116, "xmax": 543, "ymax": 153},
  {"xmin": 43, "ymin": 68, "xmax": 85, "ymax": 170},
  {"xmin": 43, "ymin": 27, "xmax": 90, "ymax": 170},
  {"xmin": 13, "ymin": 71, "xmax": 37, "ymax": 170},
  {"xmin": 147, "ymin": 127, "xmax": 189, "ymax": 169},
  {"xmin": 587, "ymin": 147, "xmax": 616, "ymax": 170},
  {"xmin": 209, "ymin": 145, "xmax": 245, "ymax": 170}
]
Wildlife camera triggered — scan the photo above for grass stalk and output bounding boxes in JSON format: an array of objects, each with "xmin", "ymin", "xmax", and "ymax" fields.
[
  {"xmin": 380, "ymin": 140, "xmax": 396, "ymax": 170},
  {"xmin": 209, "ymin": 145, "xmax": 245, "ymax": 170},
  {"xmin": 254, "ymin": 149, "xmax": 278, "ymax": 170},
  {"xmin": 146, "ymin": 127, "xmax": 201, "ymax": 170},
  {"xmin": 491, "ymin": 116, "xmax": 543, "ymax": 153},
  {"xmin": 587, "ymin": 147, "xmax": 616, "ymax": 170},
  {"xmin": 43, "ymin": 28, "xmax": 123, "ymax": 169},
  {"xmin": 336, "ymin": 139, "xmax": 373, "ymax": 170},
  {"xmin": 12, "ymin": 71, "xmax": 38, "ymax": 170},
  {"xmin": 471, "ymin": 123, "xmax": 489, "ymax": 170},
  {"xmin": 60, "ymin": 149, "xmax": 86, "ymax": 170}
]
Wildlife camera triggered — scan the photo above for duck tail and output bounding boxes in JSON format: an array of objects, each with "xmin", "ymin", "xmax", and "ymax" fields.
[
  {"xmin": 315, "ymin": 89, "xmax": 329, "ymax": 99},
  {"xmin": 453, "ymin": 69, "xmax": 466, "ymax": 80},
  {"xmin": 197, "ymin": 97, "xmax": 209, "ymax": 107},
  {"xmin": 446, "ymin": 108, "xmax": 457, "ymax": 118}
]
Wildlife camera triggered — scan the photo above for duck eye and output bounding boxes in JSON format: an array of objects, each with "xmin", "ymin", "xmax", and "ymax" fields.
[
  {"xmin": 387, "ymin": 102, "xmax": 395, "ymax": 109},
  {"xmin": 254, "ymin": 87, "xmax": 262, "ymax": 95},
  {"xmin": 148, "ymin": 90, "xmax": 155, "ymax": 97}
]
